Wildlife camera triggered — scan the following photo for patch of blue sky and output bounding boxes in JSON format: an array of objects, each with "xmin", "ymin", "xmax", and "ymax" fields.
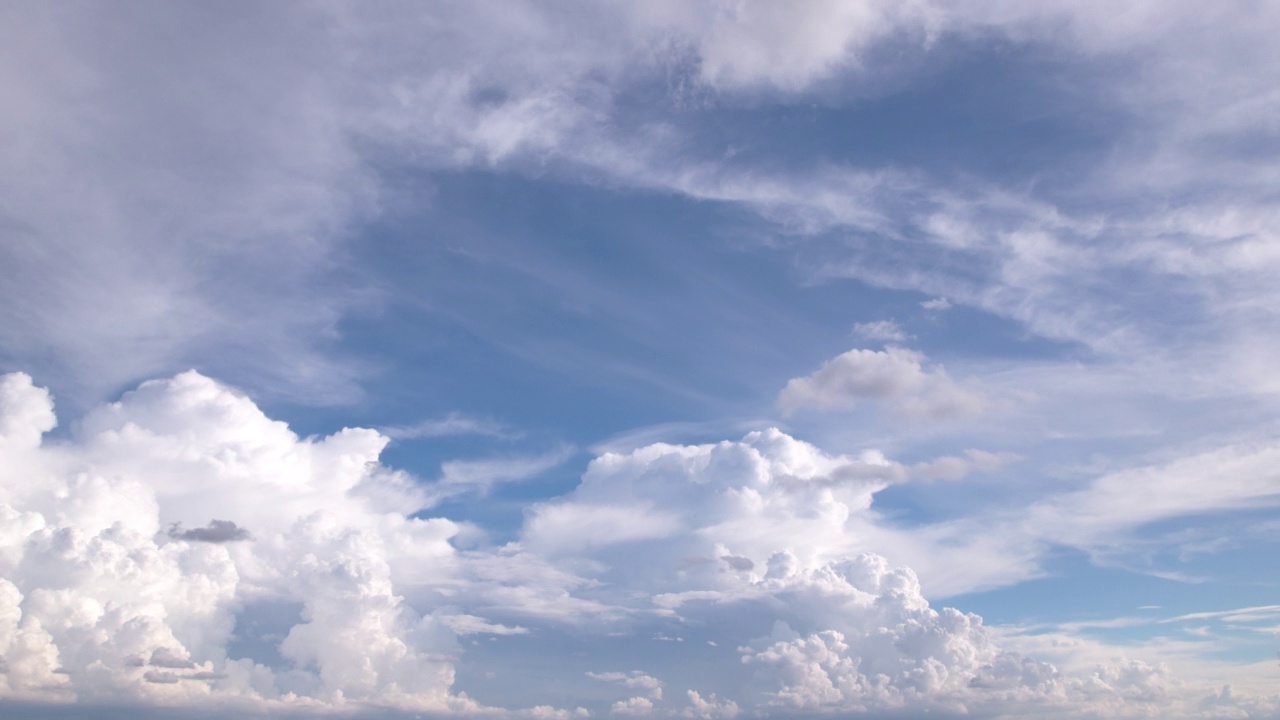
[
  {"xmin": 954, "ymin": 543, "xmax": 1280, "ymax": 655},
  {"xmin": 617, "ymin": 35, "xmax": 1129, "ymax": 191}
]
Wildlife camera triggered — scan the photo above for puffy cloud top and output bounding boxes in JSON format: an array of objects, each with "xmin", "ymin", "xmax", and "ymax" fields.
[
  {"xmin": 778, "ymin": 347, "xmax": 988, "ymax": 420},
  {"xmin": 1, "ymin": 372, "xmax": 1274, "ymax": 718}
]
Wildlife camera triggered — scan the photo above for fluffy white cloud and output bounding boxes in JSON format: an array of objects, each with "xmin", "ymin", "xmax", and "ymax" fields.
[
  {"xmin": 610, "ymin": 695, "xmax": 654, "ymax": 716},
  {"xmin": 778, "ymin": 346, "xmax": 990, "ymax": 420},
  {"xmin": 0, "ymin": 370, "xmax": 485, "ymax": 713},
  {"xmin": 2, "ymin": 371, "xmax": 1276, "ymax": 717}
]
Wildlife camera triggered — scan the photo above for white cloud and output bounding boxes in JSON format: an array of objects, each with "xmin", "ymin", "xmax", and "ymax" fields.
[
  {"xmin": 5, "ymin": 0, "xmax": 1276, "ymax": 423},
  {"xmin": 381, "ymin": 413, "xmax": 515, "ymax": 441},
  {"xmin": 1019, "ymin": 439, "xmax": 1280, "ymax": 553},
  {"xmin": 920, "ymin": 297, "xmax": 952, "ymax": 311},
  {"xmin": 438, "ymin": 615, "xmax": 529, "ymax": 637},
  {"xmin": 3, "ymin": 0, "xmax": 1279, "ymax": 419},
  {"xmin": 587, "ymin": 671, "xmax": 662, "ymax": 700},
  {"xmin": 3, "ymin": 372, "xmax": 1277, "ymax": 717},
  {"xmin": 682, "ymin": 690, "xmax": 739, "ymax": 719},
  {"xmin": 609, "ymin": 695, "xmax": 653, "ymax": 716},
  {"xmin": 778, "ymin": 346, "xmax": 989, "ymax": 421},
  {"xmin": 852, "ymin": 319, "xmax": 909, "ymax": 344},
  {"xmin": 424, "ymin": 447, "xmax": 575, "ymax": 508},
  {"xmin": 0, "ymin": 370, "xmax": 479, "ymax": 712}
]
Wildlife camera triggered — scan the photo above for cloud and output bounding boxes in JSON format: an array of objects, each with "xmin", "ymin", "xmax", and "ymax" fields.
[
  {"xmin": 0, "ymin": 370, "xmax": 476, "ymax": 712},
  {"xmin": 852, "ymin": 319, "xmax": 910, "ymax": 344},
  {"xmin": 682, "ymin": 690, "xmax": 739, "ymax": 719},
  {"xmin": 381, "ymin": 413, "xmax": 515, "ymax": 441},
  {"xmin": 909, "ymin": 449, "xmax": 1020, "ymax": 482},
  {"xmin": 609, "ymin": 696, "xmax": 654, "ymax": 716},
  {"xmin": 167, "ymin": 520, "xmax": 251, "ymax": 544},
  {"xmin": 1021, "ymin": 439, "xmax": 1280, "ymax": 553},
  {"xmin": 778, "ymin": 346, "xmax": 989, "ymax": 420},
  {"xmin": 424, "ymin": 447, "xmax": 575, "ymax": 508},
  {"xmin": 663, "ymin": 0, "xmax": 942, "ymax": 92},
  {"xmin": 587, "ymin": 671, "xmax": 662, "ymax": 699},
  {"xmin": 437, "ymin": 615, "xmax": 529, "ymax": 637},
  {"xmin": 5, "ymin": 0, "xmax": 1276, "ymax": 422},
  {"xmin": 920, "ymin": 297, "xmax": 952, "ymax": 311},
  {"xmin": 3, "ymin": 371, "xmax": 1276, "ymax": 716}
]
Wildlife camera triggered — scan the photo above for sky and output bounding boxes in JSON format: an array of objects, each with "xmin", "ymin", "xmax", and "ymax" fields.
[{"xmin": 1, "ymin": 1, "xmax": 1279, "ymax": 718}]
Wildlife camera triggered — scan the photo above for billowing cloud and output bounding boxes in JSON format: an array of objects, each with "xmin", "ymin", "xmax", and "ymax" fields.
[
  {"xmin": 778, "ymin": 346, "xmax": 989, "ymax": 420},
  {"xmin": 2, "ymin": 1, "xmax": 1278, "ymax": 718},
  {"xmin": 0, "ymin": 370, "xmax": 475, "ymax": 712},
  {"xmin": 1, "ymin": 371, "xmax": 1275, "ymax": 717}
]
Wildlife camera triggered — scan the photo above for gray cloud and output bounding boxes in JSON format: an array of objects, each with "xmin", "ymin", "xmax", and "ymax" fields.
[
  {"xmin": 778, "ymin": 346, "xmax": 989, "ymax": 421},
  {"xmin": 167, "ymin": 519, "xmax": 251, "ymax": 543}
]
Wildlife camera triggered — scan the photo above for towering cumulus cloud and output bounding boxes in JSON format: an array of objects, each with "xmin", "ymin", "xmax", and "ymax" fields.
[
  {"xmin": 1, "ymin": 372, "xmax": 1277, "ymax": 718},
  {"xmin": 0, "ymin": 371, "xmax": 473, "ymax": 713}
]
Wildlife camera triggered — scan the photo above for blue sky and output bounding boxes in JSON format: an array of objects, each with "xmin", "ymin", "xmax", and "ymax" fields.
[{"xmin": 2, "ymin": 2, "xmax": 1279, "ymax": 718}]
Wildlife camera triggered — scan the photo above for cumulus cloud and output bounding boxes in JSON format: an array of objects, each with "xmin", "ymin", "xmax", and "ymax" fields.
[
  {"xmin": 610, "ymin": 695, "xmax": 654, "ymax": 716},
  {"xmin": 1, "ymin": 371, "xmax": 1274, "ymax": 717},
  {"xmin": 778, "ymin": 346, "xmax": 989, "ymax": 420},
  {"xmin": 0, "ymin": 370, "xmax": 477, "ymax": 712},
  {"xmin": 682, "ymin": 690, "xmax": 739, "ymax": 719}
]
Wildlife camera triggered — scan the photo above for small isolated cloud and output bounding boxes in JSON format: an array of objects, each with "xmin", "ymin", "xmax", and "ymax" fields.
[
  {"xmin": 587, "ymin": 670, "xmax": 663, "ymax": 699},
  {"xmin": 778, "ymin": 346, "xmax": 988, "ymax": 420},
  {"xmin": 610, "ymin": 696, "xmax": 654, "ymax": 716},
  {"xmin": 167, "ymin": 519, "xmax": 251, "ymax": 543},
  {"xmin": 440, "ymin": 614, "xmax": 530, "ymax": 636},
  {"xmin": 852, "ymin": 319, "xmax": 909, "ymax": 343},
  {"xmin": 921, "ymin": 297, "xmax": 952, "ymax": 311},
  {"xmin": 523, "ymin": 707, "xmax": 591, "ymax": 719}
]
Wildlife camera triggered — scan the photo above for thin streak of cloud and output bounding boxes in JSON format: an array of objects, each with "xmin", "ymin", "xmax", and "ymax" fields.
[{"xmin": 382, "ymin": 413, "xmax": 517, "ymax": 441}]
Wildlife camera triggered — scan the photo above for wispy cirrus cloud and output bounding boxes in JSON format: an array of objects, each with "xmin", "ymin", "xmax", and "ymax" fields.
[{"xmin": 381, "ymin": 413, "xmax": 517, "ymax": 441}]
